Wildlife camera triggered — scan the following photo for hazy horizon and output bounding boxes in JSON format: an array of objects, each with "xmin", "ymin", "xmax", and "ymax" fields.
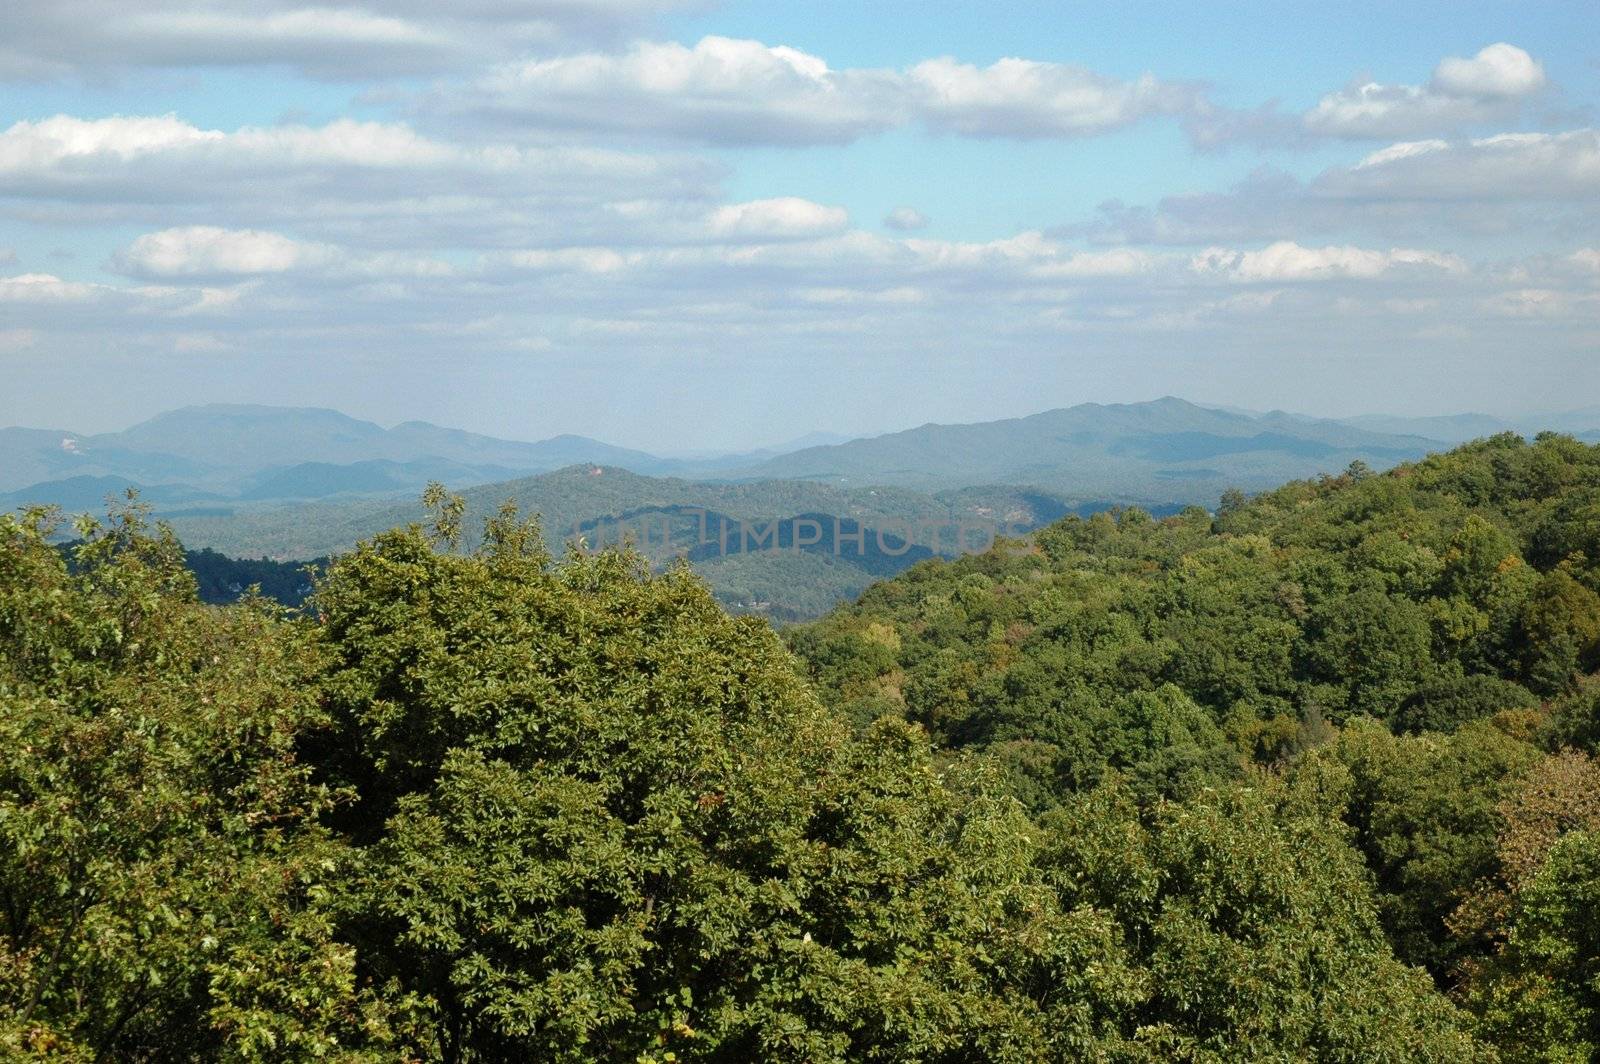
[{"xmin": 9, "ymin": 394, "xmax": 1600, "ymax": 458}]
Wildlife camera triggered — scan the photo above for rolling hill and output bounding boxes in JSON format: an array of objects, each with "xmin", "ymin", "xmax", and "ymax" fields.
[
  {"xmin": 0, "ymin": 406, "xmax": 674, "ymax": 496},
  {"xmin": 9, "ymin": 398, "xmax": 1595, "ymax": 620},
  {"xmin": 156, "ymin": 466, "xmax": 1119, "ymax": 620},
  {"xmin": 1338, "ymin": 407, "xmax": 1600, "ymax": 443},
  {"xmin": 157, "ymin": 463, "xmax": 1140, "ymax": 560},
  {"xmin": 0, "ymin": 475, "xmax": 226, "ymax": 512},
  {"xmin": 9, "ymin": 398, "xmax": 1597, "ymax": 509},
  {"xmin": 732, "ymin": 397, "xmax": 1443, "ymax": 497}
]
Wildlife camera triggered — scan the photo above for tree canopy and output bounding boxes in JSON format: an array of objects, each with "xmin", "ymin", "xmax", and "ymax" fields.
[{"xmin": 4, "ymin": 432, "xmax": 1600, "ymax": 1059}]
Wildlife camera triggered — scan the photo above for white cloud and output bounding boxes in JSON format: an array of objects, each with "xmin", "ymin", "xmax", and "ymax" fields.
[
  {"xmin": 0, "ymin": 114, "xmax": 718, "ymax": 248},
  {"xmin": 1032, "ymin": 248, "xmax": 1163, "ymax": 279},
  {"xmin": 1306, "ymin": 44, "xmax": 1546, "ymax": 139},
  {"xmin": 796, "ymin": 286, "xmax": 925, "ymax": 305},
  {"xmin": 1070, "ymin": 128, "xmax": 1600, "ymax": 247},
  {"xmin": 706, "ymin": 198, "xmax": 848, "ymax": 240},
  {"xmin": 1352, "ymin": 139, "xmax": 1451, "ymax": 169},
  {"xmin": 10, "ymin": 223, "xmax": 1595, "ymax": 411},
  {"xmin": 446, "ymin": 36, "xmax": 903, "ymax": 145},
  {"xmin": 0, "ymin": 272, "xmax": 99, "ymax": 302},
  {"xmin": 476, "ymin": 230, "xmax": 1470, "ymax": 306},
  {"xmin": 1331, "ymin": 129, "xmax": 1600, "ymax": 201},
  {"xmin": 1191, "ymin": 241, "xmax": 1466, "ymax": 282},
  {"xmin": 497, "ymin": 247, "xmax": 642, "ymax": 274},
  {"xmin": 0, "ymin": 0, "xmax": 689, "ymax": 80},
  {"xmin": 0, "ymin": 113, "xmax": 223, "ymax": 167},
  {"xmin": 0, "ymin": 114, "xmax": 463, "ymax": 175},
  {"xmin": 115, "ymin": 226, "xmax": 318, "ymax": 277},
  {"xmin": 883, "ymin": 207, "xmax": 929, "ymax": 231},
  {"xmin": 1307, "ymin": 85, "xmax": 1467, "ymax": 140},
  {"xmin": 438, "ymin": 36, "xmax": 1193, "ymax": 145},
  {"xmin": 907, "ymin": 57, "xmax": 1193, "ymax": 138},
  {"xmin": 1432, "ymin": 43, "xmax": 1546, "ymax": 99},
  {"xmin": 0, "ymin": 24, "xmax": 1591, "ymax": 426},
  {"xmin": 1195, "ymin": 43, "xmax": 1550, "ymax": 146},
  {"xmin": 899, "ymin": 230, "xmax": 1056, "ymax": 270},
  {"xmin": 0, "ymin": 271, "xmax": 260, "ymax": 320},
  {"xmin": 112, "ymin": 225, "xmax": 455, "ymax": 281},
  {"xmin": 82, "ymin": 221, "xmax": 1488, "ymax": 325}
]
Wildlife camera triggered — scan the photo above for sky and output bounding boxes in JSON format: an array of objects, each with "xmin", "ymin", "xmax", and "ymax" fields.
[{"xmin": 0, "ymin": 1, "xmax": 1597, "ymax": 451}]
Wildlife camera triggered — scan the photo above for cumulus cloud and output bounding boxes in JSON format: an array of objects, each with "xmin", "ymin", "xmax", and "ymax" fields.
[
  {"xmin": 495, "ymin": 246, "xmax": 642, "ymax": 275},
  {"xmin": 0, "ymin": 113, "xmax": 518, "ymax": 178},
  {"xmin": 1032, "ymin": 248, "xmax": 1162, "ymax": 279},
  {"xmin": 10, "ymin": 216, "xmax": 1595, "ymax": 413},
  {"xmin": 907, "ymin": 57, "xmax": 1195, "ymax": 138},
  {"xmin": 1331, "ymin": 129, "xmax": 1600, "ymax": 200},
  {"xmin": 1069, "ymin": 128, "xmax": 1600, "ymax": 247},
  {"xmin": 0, "ymin": 272, "xmax": 100, "ymax": 303},
  {"xmin": 436, "ymin": 36, "xmax": 1194, "ymax": 145},
  {"xmin": 0, "ymin": 114, "xmax": 719, "ymax": 248},
  {"xmin": 706, "ymin": 197, "xmax": 849, "ymax": 240},
  {"xmin": 795, "ymin": 286, "xmax": 925, "ymax": 305},
  {"xmin": 1190, "ymin": 241, "xmax": 1466, "ymax": 282},
  {"xmin": 86, "ymin": 219, "xmax": 1488, "ymax": 320},
  {"xmin": 1432, "ymin": 43, "xmax": 1547, "ymax": 99},
  {"xmin": 438, "ymin": 36, "xmax": 903, "ymax": 144},
  {"xmin": 0, "ymin": 17, "xmax": 1592, "ymax": 430},
  {"xmin": 1193, "ymin": 43, "xmax": 1550, "ymax": 146},
  {"xmin": 0, "ymin": 0, "xmax": 690, "ymax": 80},
  {"xmin": 883, "ymin": 207, "xmax": 929, "ymax": 231},
  {"xmin": 484, "ymin": 229, "xmax": 1464, "ymax": 294},
  {"xmin": 487, "ymin": 230, "xmax": 1591, "ymax": 350},
  {"xmin": 114, "ymin": 226, "xmax": 319, "ymax": 277},
  {"xmin": 0, "ymin": 270, "xmax": 237, "ymax": 322},
  {"xmin": 111, "ymin": 225, "xmax": 455, "ymax": 281}
]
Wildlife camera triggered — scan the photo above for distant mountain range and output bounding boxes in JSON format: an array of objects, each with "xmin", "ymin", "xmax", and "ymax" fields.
[
  {"xmin": 733, "ymin": 397, "xmax": 1445, "ymax": 496},
  {"xmin": 8, "ymin": 396, "xmax": 1600, "ymax": 504},
  {"xmin": 0, "ymin": 406, "xmax": 886, "ymax": 508},
  {"xmin": 0, "ymin": 405, "xmax": 676, "ymax": 498},
  {"xmin": 5, "ymin": 397, "xmax": 1598, "ymax": 514},
  {"xmin": 1337, "ymin": 408, "xmax": 1600, "ymax": 443},
  {"xmin": 9, "ymin": 396, "xmax": 1595, "ymax": 621}
]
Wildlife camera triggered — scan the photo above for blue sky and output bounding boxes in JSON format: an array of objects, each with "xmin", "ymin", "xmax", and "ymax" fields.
[{"xmin": 0, "ymin": 1, "xmax": 1596, "ymax": 449}]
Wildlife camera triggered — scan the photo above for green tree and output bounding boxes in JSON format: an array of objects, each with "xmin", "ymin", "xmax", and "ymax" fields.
[
  {"xmin": 1518, "ymin": 570, "xmax": 1600, "ymax": 693},
  {"xmin": 310, "ymin": 504, "xmax": 1147, "ymax": 1061},
  {"xmin": 1306, "ymin": 717, "xmax": 1541, "ymax": 977},
  {"xmin": 1303, "ymin": 589, "xmax": 1437, "ymax": 720},
  {"xmin": 0, "ymin": 506, "xmax": 394, "ymax": 1061},
  {"xmin": 1468, "ymin": 831, "xmax": 1600, "ymax": 1061},
  {"xmin": 1043, "ymin": 777, "xmax": 1489, "ymax": 1059}
]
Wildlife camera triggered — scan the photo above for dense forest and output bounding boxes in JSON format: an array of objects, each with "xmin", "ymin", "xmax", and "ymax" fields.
[
  {"xmin": 183, "ymin": 549, "xmax": 324, "ymax": 608},
  {"xmin": 3, "ymin": 433, "xmax": 1598, "ymax": 1060}
]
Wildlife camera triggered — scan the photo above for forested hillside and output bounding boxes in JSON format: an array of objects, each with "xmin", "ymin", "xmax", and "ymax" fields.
[
  {"xmin": 161, "ymin": 467, "xmax": 1093, "ymax": 620},
  {"xmin": 3, "ymin": 433, "xmax": 1598, "ymax": 1060},
  {"xmin": 790, "ymin": 431, "xmax": 1600, "ymax": 1056},
  {"xmin": 739, "ymin": 397, "xmax": 1440, "ymax": 496},
  {"xmin": 0, "ymin": 406, "xmax": 671, "ymax": 496}
]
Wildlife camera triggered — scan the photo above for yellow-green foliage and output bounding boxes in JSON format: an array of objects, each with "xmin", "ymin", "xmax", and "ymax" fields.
[{"xmin": 12, "ymin": 431, "xmax": 1600, "ymax": 1060}]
